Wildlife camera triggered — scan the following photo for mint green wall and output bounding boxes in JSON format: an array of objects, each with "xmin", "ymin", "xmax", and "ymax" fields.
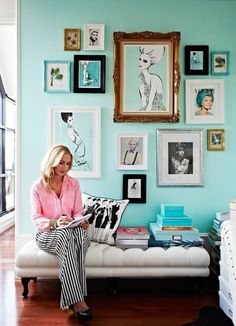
[{"xmin": 19, "ymin": 0, "xmax": 236, "ymax": 235}]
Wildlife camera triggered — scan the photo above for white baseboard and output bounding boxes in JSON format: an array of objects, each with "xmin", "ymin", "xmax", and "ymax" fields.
[{"xmin": 0, "ymin": 211, "xmax": 15, "ymax": 234}]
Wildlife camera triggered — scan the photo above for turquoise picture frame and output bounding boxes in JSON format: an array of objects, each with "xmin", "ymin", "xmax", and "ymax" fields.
[
  {"xmin": 211, "ymin": 51, "xmax": 230, "ymax": 76},
  {"xmin": 44, "ymin": 60, "xmax": 70, "ymax": 93}
]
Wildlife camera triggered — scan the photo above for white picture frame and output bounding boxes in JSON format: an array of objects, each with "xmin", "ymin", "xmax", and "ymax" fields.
[
  {"xmin": 116, "ymin": 132, "xmax": 148, "ymax": 170},
  {"xmin": 84, "ymin": 24, "xmax": 105, "ymax": 51},
  {"xmin": 50, "ymin": 106, "xmax": 101, "ymax": 178},
  {"xmin": 157, "ymin": 129, "xmax": 204, "ymax": 186},
  {"xmin": 185, "ymin": 79, "xmax": 224, "ymax": 124},
  {"xmin": 44, "ymin": 60, "xmax": 70, "ymax": 93}
]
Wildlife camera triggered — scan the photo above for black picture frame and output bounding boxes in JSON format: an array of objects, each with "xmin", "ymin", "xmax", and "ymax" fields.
[
  {"xmin": 122, "ymin": 174, "xmax": 146, "ymax": 203},
  {"xmin": 184, "ymin": 45, "xmax": 209, "ymax": 75},
  {"xmin": 73, "ymin": 55, "xmax": 106, "ymax": 93}
]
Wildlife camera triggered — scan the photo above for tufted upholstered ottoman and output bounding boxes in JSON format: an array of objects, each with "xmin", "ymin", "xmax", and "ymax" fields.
[{"xmin": 16, "ymin": 239, "xmax": 210, "ymax": 297}]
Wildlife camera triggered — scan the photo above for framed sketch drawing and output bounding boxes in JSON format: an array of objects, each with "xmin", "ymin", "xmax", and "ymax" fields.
[
  {"xmin": 117, "ymin": 133, "xmax": 148, "ymax": 170},
  {"xmin": 185, "ymin": 79, "xmax": 224, "ymax": 124},
  {"xmin": 157, "ymin": 129, "xmax": 204, "ymax": 186},
  {"xmin": 123, "ymin": 174, "xmax": 146, "ymax": 203},
  {"xmin": 73, "ymin": 55, "xmax": 105, "ymax": 93},
  {"xmin": 184, "ymin": 45, "xmax": 209, "ymax": 75},
  {"xmin": 44, "ymin": 60, "xmax": 70, "ymax": 93},
  {"xmin": 211, "ymin": 51, "xmax": 230, "ymax": 76},
  {"xmin": 113, "ymin": 31, "xmax": 181, "ymax": 122},
  {"xmin": 84, "ymin": 24, "xmax": 105, "ymax": 51},
  {"xmin": 50, "ymin": 106, "xmax": 101, "ymax": 178},
  {"xmin": 207, "ymin": 129, "xmax": 225, "ymax": 151},
  {"xmin": 64, "ymin": 29, "xmax": 80, "ymax": 51}
]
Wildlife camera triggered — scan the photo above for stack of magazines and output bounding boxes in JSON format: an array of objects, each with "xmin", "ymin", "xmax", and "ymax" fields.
[
  {"xmin": 208, "ymin": 211, "xmax": 230, "ymax": 247},
  {"xmin": 115, "ymin": 226, "xmax": 150, "ymax": 249}
]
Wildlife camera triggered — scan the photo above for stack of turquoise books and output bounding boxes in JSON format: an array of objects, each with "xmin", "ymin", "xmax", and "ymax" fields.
[
  {"xmin": 208, "ymin": 211, "xmax": 230, "ymax": 247},
  {"xmin": 150, "ymin": 203, "xmax": 200, "ymax": 244}
]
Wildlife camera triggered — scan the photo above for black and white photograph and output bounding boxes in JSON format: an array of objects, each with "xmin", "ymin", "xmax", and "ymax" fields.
[
  {"xmin": 157, "ymin": 129, "xmax": 203, "ymax": 186},
  {"xmin": 84, "ymin": 24, "xmax": 105, "ymax": 51},
  {"xmin": 117, "ymin": 133, "xmax": 148, "ymax": 170},
  {"xmin": 123, "ymin": 174, "xmax": 146, "ymax": 203}
]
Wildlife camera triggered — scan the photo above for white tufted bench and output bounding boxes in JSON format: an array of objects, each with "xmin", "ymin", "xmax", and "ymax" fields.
[{"xmin": 16, "ymin": 238, "xmax": 210, "ymax": 297}]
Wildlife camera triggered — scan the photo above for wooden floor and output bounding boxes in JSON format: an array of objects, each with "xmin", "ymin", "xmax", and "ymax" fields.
[{"xmin": 0, "ymin": 227, "xmax": 219, "ymax": 326}]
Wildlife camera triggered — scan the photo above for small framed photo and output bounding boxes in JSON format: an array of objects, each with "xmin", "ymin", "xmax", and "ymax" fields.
[
  {"xmin": 64, "ymin": 29, "xmax": 81, "ymax": 51},
  {"xmin": 50, "ymin": 106, "xmax": 101, "ymax": 178},
  {"xmin": 211, "ymin": 51, "xmax": 230, "ymax": 76},
  {"xmin": 44, "ymin": 60, "xmax": 70, "ymax": 93},
  {"xmin": 73, "ymin": 55, "xmax": 105, "ymax": 93},
  {"xmin": 84, "ymin": 24, "xmax": 105, "ymax": 51},
  {"xmin": 185, "ymin": 45, "xmax": 209, "ymax": 75},
  {"xmin": 207, "ymin": 129, "xmax": 225, "ymax": 151},
  {"xmin": 157, "ymin": 129, "xmax": 204, "ymax": 186},
  {"xmin": 117, "ymin": 133, "xmax": 148, "ymax": 170},
  {"xmin": 185, "ymin": 79, "xmax": 224, "ymax": 124},
  {"xmin": 123, "ymin": 174, "xmax": 146, "ymax": 203}
]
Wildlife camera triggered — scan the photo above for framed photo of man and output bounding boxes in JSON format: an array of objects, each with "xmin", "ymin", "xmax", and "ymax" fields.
[
  {"xmin": 157, "ymin": 129, "xmax": 204, "ymax": 186},
  {"xmin": 84, "ymin": 24, "xmax": 105, "ymax": 51}
]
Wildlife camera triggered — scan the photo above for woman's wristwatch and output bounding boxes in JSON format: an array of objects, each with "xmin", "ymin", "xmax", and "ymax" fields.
[{"xmin": 49, "ymin": 219, "xmax": 58, "ymax": 230}]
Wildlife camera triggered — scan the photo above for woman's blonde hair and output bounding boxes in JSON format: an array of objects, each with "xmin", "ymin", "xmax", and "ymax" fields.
[{"xmin": 40, "ymin": 144, "xmax": 73, "ymax": 190}]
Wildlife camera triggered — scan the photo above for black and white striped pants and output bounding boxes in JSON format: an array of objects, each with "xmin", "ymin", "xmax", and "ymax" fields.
[{"xmin": 36, "ymin": 227, "xmax": 91, "ymax": 309}]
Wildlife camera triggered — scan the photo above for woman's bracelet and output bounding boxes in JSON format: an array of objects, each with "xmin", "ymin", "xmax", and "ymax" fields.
[{"xmin": 49, "ymin": 219, "xmax": 58, "ymax": 230}]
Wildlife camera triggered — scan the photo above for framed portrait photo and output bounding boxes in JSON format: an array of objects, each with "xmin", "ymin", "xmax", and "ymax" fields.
[
  {"xmin": 157, "ymin": 129, "xmax": 204, "ymax": 186},
  {"xmin": 185, "ymin": 79, "xmax": 224, "ymax": 124},
  {"xmin": 184, "ymin": 45, "xmax": 209, "ymax": 75},
  {"xmin": 113, "ymin": 31, "xmax": 181, "ymax": 122},
  {"xmin": 44, "ymin": 60, "xmax": 70, "ymax": 93},
  {"xmin": 49, "ymin": 106, "xmax": 101, "ymax": 178},
  {"xmin": 123, "ymin": 174, "xmax": 146, "ymax": 203},
  {"xmin": 64, "ymin": 28, "xmax": 81, "ymax": 51},
  {"xmin": 207, "ymin": 129, "xmax": 225, "ymax": 151},
  {"xmin": 84, "ymin": 24, "xmax": 105, "ymax": 51},
  {"xmin": 117, "ymin": 133, "xmax": 148, "ymax": 170},
  {"xmin": 211, "ymin": 51, "xmax": 230, "ymax": 76},
  {"xmin": 73, "ymin": 55, "xmax": 105, "ymax": 93}
]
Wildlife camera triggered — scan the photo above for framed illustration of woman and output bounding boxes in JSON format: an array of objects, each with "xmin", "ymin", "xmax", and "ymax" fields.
[{"xmin": 113, "ymin": 31, "xmax": 181, "ymax": 122}]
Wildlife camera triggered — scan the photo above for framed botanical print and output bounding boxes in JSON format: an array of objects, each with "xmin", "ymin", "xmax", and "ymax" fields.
[
  {"xmin": 207, "ymin": 129, "xmax": 225, "ymax": 151},
  {"xmin": 123, "ymin": 174, "xmax": 146, "ymax": 203},
  {"xmin": 184, "ymin": 45, "xmax": 209, "ymax": 75},
  {"xmin": 44, "ymin": 60, "xmax": 70, "ymax": 93},
  {"xmin": 157, "ymin": 129, "xmax": 204, "ymax": 186},
  {"xmin": 84, "ymin": 24, "xmax": 105, "ymax": 51},
  {"xmin": 50, "ymin": 106, "xmax": 101, "ymax": 178},
  {"xmin": 73, "ymin": 55, "xmax": 106, "ymax": 93},
  {"xmin": 64, "ymin": 28, "xmax": 81, "ymax": 51},
  {"xmin": 116, "ymin": 133, "xmax": 148, "ymax": 170},
  {"xmin": 113, "ymin": 31, "xmax": 181, "ymax": 122},
  {"xmin": 211, "ymin": 51, "xmax": 230, "ymax": 76},
  {"xmin": 185, "ymin": 79, "xmax": 224, "ymax": 124}
]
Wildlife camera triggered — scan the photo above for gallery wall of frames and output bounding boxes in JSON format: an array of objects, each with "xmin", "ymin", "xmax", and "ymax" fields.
[{"xmin": 18, "ymin": 0, "xmax": 236, "ymax": 236}]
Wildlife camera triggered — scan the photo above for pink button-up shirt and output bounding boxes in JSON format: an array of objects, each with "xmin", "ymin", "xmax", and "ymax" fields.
[{"xmin": 31, "ymin": 174, "xmax": 84, "ymax": 232}]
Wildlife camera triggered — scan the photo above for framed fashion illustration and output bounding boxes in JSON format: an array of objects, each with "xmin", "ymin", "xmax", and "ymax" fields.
[
  {"xmin": 185, "ymin": 79, "xmax": 224, "ymax": 124},
  {"xmin": 157, "ymin": 129, "xmax": 204, "ymax": 186},
  {"xmin": 64, "ymin": 29, "xmax": 81, "ymax": 51},
  {"xmin": 44, "ymin": 60, "xmax": 70, "ymax": 93},
  {"xmin": 211, "ymin": 51, "xmax": 230, "ymax": 76},
  {"xmin": 73, "ymin": 55, "xmax": 106, "ymax": 93},
  {"xmin": 184, "ymin": 45, "xmax": 209, "ymax": 75},
  {"xmin": 113, "ymin": 31, "xmax": 181, "ymax": 122},
  {"xmin": 123, "ymin": 174, "xmax": 146, "ymax": 203},
  {"xmin": 207, "ymin": 129, "xmax": 225, "ymax": 151},
  {"xmin": 84, "ymin": 24, "xmax": 105, "ymax": 51},
  {"xmin": 49, "ymin": 106, "xmax": 101, "ymax": 178},
  {"xmin": 116, "ymin": 132, "xmax": 148, "ymax": 170}
]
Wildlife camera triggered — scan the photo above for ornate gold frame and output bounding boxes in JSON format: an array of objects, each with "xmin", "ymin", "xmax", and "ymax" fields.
[
  {"xmin": 113, "ymin": 31, "xmax": 181, "ymax": 122},
  {"xmin": 64, "ymin": 29, "xmax": 80, "ymax": 51},
  {"xmin": 207, "ymin": 129, "xmax": 225, "ymax": 151}
]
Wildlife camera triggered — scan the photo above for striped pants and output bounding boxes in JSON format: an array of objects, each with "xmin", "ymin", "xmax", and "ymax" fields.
[{"xmin": 36, "ymin": 227, "xmax": 91, "ymax": 309}]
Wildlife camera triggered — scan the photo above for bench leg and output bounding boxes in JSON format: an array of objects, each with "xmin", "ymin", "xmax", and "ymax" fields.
[
  {"xmin": 21, "ymin": 277, "xmax": 37, "ymax": 298},
  {"xmin": 108, "ymin": 277, "xmax": 119, "ymax": 296}
]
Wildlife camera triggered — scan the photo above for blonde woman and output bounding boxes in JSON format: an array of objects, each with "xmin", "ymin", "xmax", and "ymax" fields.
[{"xmin": 31, "ymin": 144, "xmax": 92, "ymax": 321}]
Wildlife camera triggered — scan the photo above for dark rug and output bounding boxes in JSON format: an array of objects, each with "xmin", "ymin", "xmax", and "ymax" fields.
[{"xmin": 181, "ymin": 306, "xmax": 233, "ymax": 326}]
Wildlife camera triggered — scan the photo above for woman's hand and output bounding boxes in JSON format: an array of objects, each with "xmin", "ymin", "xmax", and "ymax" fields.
[
  {"xmin": 57, "ymin": 214, "xmax": 73, "ymax": 228},
  {"xmin": 79, "ymin": 220, "xmax": 89, "ymax": 230}
]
